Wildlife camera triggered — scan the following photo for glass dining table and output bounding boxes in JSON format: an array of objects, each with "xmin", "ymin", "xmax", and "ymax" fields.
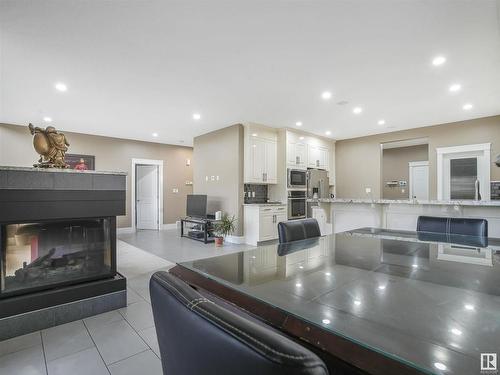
[{"xmin": 169, "ymin": 228, "xmax": 500, "ymax": 375}]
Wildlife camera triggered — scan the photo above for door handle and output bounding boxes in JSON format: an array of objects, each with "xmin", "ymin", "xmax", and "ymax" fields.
[
  {"xmin": 316, "ymin": 159, "xmax": 319, "ymax": 167},
  {"xmin": 296, "ymin": 156, "xmax": 299, "ymax": 165}
]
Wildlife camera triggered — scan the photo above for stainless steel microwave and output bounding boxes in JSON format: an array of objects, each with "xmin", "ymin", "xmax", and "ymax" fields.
[{"xmin": 287, "ymin": 169, "xmax": 307, "ymax": 188}]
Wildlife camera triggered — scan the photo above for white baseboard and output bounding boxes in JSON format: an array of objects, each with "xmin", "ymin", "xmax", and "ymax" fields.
[
  {"xmin": 162, "ymin": 221, "xmax": 180, "ymax": 230},
  {"xmin": 225, "ymin": 235, "xmax": 246, "ymax": 244},
  {"xmin": 117, "ymin": 227, "xmax": 134, "ymax": 234}
]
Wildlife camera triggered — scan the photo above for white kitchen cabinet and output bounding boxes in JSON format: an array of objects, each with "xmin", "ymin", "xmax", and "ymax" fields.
[
  {"xmin": 265, "ymin": 140, "xmax": 277, "ymax": 183},
  {"xmin": 248, "ymin": 138, "xmax": 266, "ymax": 183},
  {"xmin": 259, "ymin": 210, "xmax": 276, "ymax": 241},
  {"xmin": 244, "ymin": 126, "xmax": 278, "ymax": 184},
  {"xmin": 244, "ymin": 205, "xmax": 287, "ymax": 245},
  {"xmin": 287, "ymin": 142, "xmax": 306, "ymax": 168},
  {"xmin": 307, "ymin": 145, "xmax": 329, "ymax": 170}
]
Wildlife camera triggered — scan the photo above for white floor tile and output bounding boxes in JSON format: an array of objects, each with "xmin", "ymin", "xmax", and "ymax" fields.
[
  {"xmin": 0, "ymin": 345, "xmax": 46, "ymax": 375},
  {"xmin": 119, "ymin": 301, "xmax": 154, "ymax": 331},
  {"xmin": 137, "ymin": 326, "xmax": 160, "ymax": 357},
  {"xmin": 89, "ymin": 320, "xmax": 148, "ymax": 365},
  {"xmin": 108, "ymin": 350, "xmax": 162, "ymax": 375},
  {"xmin": 0, "ymin": 332, "xmax": 42, "ymax": 358},
  {"xmin": 126, "ymin": 287, "xmax": 144, "ymax": 305},
  {"xmin": 42, "ymin": 320, "xmax": 94, "ymax": 361},
  {"xmin": 47, "ymin": 347, "xmax": 108, "ymax": 375},
  {"xmin": 84, "ymin": 310, "xmax": 124, "ymax": 333}
]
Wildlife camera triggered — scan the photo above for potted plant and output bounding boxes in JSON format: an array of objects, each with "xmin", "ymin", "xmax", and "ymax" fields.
[{"xmin": 214, "ymin": 213, "xmax": 236, "ymax": 247}]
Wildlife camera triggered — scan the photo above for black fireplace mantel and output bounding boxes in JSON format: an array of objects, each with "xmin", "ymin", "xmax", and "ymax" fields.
[{"xmin": 0, "ymin": 166, "xmax": 126, "ymax": 222}]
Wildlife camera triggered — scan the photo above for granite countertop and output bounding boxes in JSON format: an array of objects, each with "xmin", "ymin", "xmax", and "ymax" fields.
[
  {"xmin": 308, "ymin": 198, "xmax": 500, "ymax": 207},
  {"xmin": 0, "ymin": 166, "xmax": 127, "ymax": 176},
  {"xmin": 243, "ymin": 202, "xmax": 286, "ymax": 206}
]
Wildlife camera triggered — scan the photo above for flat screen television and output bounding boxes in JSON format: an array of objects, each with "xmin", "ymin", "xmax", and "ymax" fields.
[{"xmin": 186, "ymin": 194, "xmax": 207, "ymax": 218}]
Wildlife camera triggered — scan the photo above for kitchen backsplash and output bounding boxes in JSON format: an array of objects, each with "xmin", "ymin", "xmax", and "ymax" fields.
[
  {"xmin": 492, "ymin": 181, "xmax": 500, "ymax": 200},
  {"xmin": 244, "ymin": 184, "xmax": 268, "ymax": 203}
]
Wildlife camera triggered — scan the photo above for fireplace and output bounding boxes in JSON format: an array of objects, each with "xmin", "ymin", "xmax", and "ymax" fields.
[
  {"xmin": 1, "ymin": 217, "xmax": 116, "ymax": 299},
  {"xmin": 0, "ymin": 167, "xmax": 127, "ymax": 339}
]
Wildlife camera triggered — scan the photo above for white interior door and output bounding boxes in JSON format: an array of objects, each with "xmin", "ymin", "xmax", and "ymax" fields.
[
  {"xmin": 409, "ymin": 161, "xmax": 429, "ymax": 199},
  {"xmin": 136, "ymin": 164, "xmax": 159, "ymax": 230}
]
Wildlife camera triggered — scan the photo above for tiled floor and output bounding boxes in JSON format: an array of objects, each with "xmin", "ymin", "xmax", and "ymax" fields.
[
  {"xmin": 119, "ymin": 228, "xmax": 255, "ymax": 263},
  {"xmin": 0, "ymin": 240, "xmax": 173, "ymax": 375}
]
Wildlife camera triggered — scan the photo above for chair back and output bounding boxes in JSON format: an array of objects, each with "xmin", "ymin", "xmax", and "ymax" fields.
[
  {"xmin": 278, "ymin": 218, "xmax": 321, "ymax": 243},
  {"xmin": 150, "ymin": 271, "xmax": 329, "ymax": 375},
  {"xmin": 416, "ymin": 216, "xmax": 488, "ymax": 237}
]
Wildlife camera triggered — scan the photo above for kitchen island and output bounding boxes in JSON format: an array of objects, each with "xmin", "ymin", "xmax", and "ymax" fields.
[{"xmin": 308, "ymin": 198, "xmax": 500, "ymax": 237}]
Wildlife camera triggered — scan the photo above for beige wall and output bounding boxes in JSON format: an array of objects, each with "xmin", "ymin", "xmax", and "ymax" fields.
[
  {"xmin": 336, "ymin": 115, "xmax": 500, "ymax": 199},
  {"xmin": 382, "ymin": 145, "xmax": 428, "ymax": 199},
  {"xmin": 193, "ymin": 124, "xmax": 244, "ymax": 236},
  {"xmin": 0, "ymin": 123, "xmax": 193, "ymax": 228}
]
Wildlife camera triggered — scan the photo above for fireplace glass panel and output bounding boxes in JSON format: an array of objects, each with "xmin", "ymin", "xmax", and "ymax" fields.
[{"xmin": 1, "ymin": 218, "xmax": 113, "ymax": 298}]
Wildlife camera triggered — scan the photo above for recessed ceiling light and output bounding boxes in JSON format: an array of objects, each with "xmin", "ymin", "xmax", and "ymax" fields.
[
  {"xmin": 43, "ymin": 116, "xmax": 52, "ymax": 123},
  {"xmin": 325, "ymin": 131, "xmax": 331, "ymax": 136},
  {"xmin": 299, "ymin": 136, "xmax": 305, "ymax": 140},
  {"xmin": 462, "ymin": 103, "xmax": 473, "ymax": 110},
  {"xmin": 295, "ymin": 283, "xmax": 302, "ymax": 288},
  {"xmin": 152, "ymin": 132, "xmax": 159, "ymax": 137},
  {"xmin": 299, "ymin": 265, "xmax": 304, "ymax": 269},
  {"xmin": 353, "ymin": 299, "xmax": 361, "ymax": 306},
  {"xmin": 252, "ymin": 133, "xmax": 258, "ymax": 137},
  {"xmin": 322, "ymin": 319, "xmax": 331, "ymax": 325},
  {"xmin": 378, "ymin": 285, "xmax": 386, "ymax": 290},
  {"xmin": 321, "ymin": 91, "xmax": 332, "ymax": 100},
  {"xmin": 464, "ymin": 304, "xmax": 475, "ymax": 311},
  {"xmin": 377, "ymin": 119, "xmax": 386, "ymax": 126},
  {"xmin": 412, "ymin": 264, "xmax": 419, "ymax": 269},
  {"xmin": 353, "ymin": 107, "xmax": 363, "ymax": 114},
  {"xmin": 54, "ymin": 82, "xmax": 67, "ymax": 92},
  {"xmin": 434, "ymin": 362, "xmax": 447, "ymax": 371},
  {"xmin": 295, "ymin": 121, "xmax": 302, "ymax": 127},
  {"xmin": 432, "ymin": 56, "xmax": 446, "ymax": 66},
  {"xmin": 449, "ymin": 84, "xmax": 461, "ymax": 92},
  {"xmin": 450, "ymin": 328, "xmax": 462, "ymax": 336},
  {"xmin": 324, "ymin": 272, "xmax": 331, "ymax": 276},
  {"xmin": 192, "ymin": 113, "xmax": 201, "ymax": 120}
]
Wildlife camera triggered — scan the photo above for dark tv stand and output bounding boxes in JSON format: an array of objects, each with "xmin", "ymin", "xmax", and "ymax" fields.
[{"xmin": 180, "ymin": 217, "xmax": 220, "ymax": 244}]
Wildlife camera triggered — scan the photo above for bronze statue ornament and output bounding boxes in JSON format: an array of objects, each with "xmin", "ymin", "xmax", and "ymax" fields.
[{"xmin": 28, "ymin": 123, "xmax": 70, "ymax": 168}]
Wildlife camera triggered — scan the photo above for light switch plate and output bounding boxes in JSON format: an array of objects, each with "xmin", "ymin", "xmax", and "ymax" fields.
[{"xmin": 365, "ymin": 187, "xmax": 372, "ymax": 194}]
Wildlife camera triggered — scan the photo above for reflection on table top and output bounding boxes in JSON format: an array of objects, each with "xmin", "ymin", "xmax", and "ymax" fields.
[{"xmin": 178, "ymin": 228, "xmax": 500, "ymax": 375}]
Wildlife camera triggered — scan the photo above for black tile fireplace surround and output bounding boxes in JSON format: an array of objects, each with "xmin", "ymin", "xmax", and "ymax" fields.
[{"xmin": 0, "ymin": 167, "xmax": 127, "ymax": 338}]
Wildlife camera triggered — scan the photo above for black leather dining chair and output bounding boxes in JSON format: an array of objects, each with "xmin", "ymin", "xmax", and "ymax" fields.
[
  {"xmin": 416, "ymin": 216, "xmax": 488, "ymax": 237},
  {"xmin": 278, "ymin": 218, "xmax": 321, "ymax": 243},
  {"xmin": 150, "ymin": 271, "xmax": 329, "ymax": 375}
]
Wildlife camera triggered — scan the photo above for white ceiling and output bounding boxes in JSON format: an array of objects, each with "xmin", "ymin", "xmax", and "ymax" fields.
[{"xmin": 1, "ymin": 0, "xmax": 500, "ymax": 146}]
